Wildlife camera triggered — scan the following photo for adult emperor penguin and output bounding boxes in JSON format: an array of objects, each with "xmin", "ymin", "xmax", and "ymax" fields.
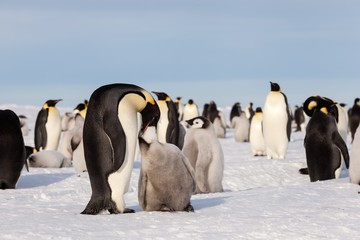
[
  {"xmin": 81, "ymin": 83, "xmax": 160, "ymax": 215},
  {"xmin": 175, "ymin": 97, "xmax": 183, "ymax": 120},
  {"xmin": 181, "ymin": 99, "xmax": 199, "ymax": 122},
  {"xmin": 350, "ymin": 125, "xmax": 360, "ymax": 184},
  {"xmin": 349, "ymin": 98, "xmax": 360, "ymax": 143},
  {"xmin": 0, "ymin": 109, "xmax": 26, "ymax": 189},
  {"xmin": 152, "ymin": 91, "xmax": 184, "ymax": 149},
  {"xmin": 138, "ymin": 125, "xmax": 195, "ymax": 212},
  {"xmin": 293, "ymin": 105, "xmax": 305, "ymax": 132},
  {"xmin": 34, "ymin": 99, "xmax": 62, "ymax": 151},
  {"xmin": 301, "ymin": 96, "xmax": 349, "ymax": 182},
  {"xmin": 249, "ymin": 107, "xmax": 266, "ymax": 156},
  {"xmin": 336, "ymin": 103, "xmax": 349, "ymax": 142},
  {"xmin": 182, "ymin": 116, "xmax": 224, "ymax": 193},
  {"xmin": 262, "ymin": 82, "xmax": 291, "ymax": 159}
]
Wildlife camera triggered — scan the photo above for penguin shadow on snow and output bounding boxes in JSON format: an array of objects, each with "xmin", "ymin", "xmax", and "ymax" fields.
[
  {"xmin": 16, "ymin": 172, "xmax": 74, "ymax": 189},
  {"xmin": 190, "ymin": 196, "xmax": 228, "ymax": 211}
]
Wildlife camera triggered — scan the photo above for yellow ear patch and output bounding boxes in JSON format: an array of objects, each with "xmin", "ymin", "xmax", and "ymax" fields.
[
  {"xmin": 308, "ymin": 101, "xmax": 317, "ymax": 110},
  {"xmin": 141, "ymin": 90, "xmax": 156, "ymax": 105},
  {"xmin": 320, "ymin": 107, "xmax": 328, "ymax": 114},
  {"xmin": 165, "ymin": 96, "xmax": 171, "ymax": 102}
]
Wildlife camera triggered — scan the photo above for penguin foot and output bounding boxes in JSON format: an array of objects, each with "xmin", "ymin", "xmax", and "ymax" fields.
[
  {"xmin": 123, "ymin": 208, "xmax": 135, "ymax": 213},
  {"xmin": 81, "ymin": 198, "xmax": 118, "ymax": 215},
  {"xmin": 159, "ymin": 205, "xmax": 174, "ymax": 212},
  {"xmin": 299, "ymin": 168, "xmax": 309, "ymax": 175},
  {"xmin": 184, "ymin": 204, "xmax": 194, "ymax": 212}
]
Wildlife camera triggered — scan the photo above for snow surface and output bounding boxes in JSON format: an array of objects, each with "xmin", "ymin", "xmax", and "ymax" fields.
[{"xmin": 0, "ymin": 104, "xmax": 359, "ymax": 240}]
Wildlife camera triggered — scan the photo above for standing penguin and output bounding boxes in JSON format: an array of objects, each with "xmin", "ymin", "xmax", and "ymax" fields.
[
  {"xmin": 301, "ymin": 96, "xmax": 349, "ymax": 182},
  {"xmin": 293, "ymin": 105, "xmax": 305, "ymax": 132},
  {"xmin": 233, "ymin": 112, "xmax": 250, "ymax": 142},
  {"xmin": 249, "ymin": 107, "xmax": 266, "ymax": 156},
  {"xmin": 262, "ymin": 82, "xmax": 291, "ymax": 159},
  {"xmin": 81, "ymin": 83, "xmax": 160, "ymax": 215},
  {"xmin": 152, "ymin": 91, "xmax": 183, "ymax": 149},
  {"xmin": 244, "ymin": 102, "xmax": 255, "ymax": 121},
  {"xmin": 349, "ymin": 98, "xmax": 360, "ymax": 143},
  {"xmin": 181, "ymin": 99, "xmax": 199, "ymax": 122},
  {"xmin": 175, "ymin": 97, "xmax": 183, "ymax": 121},
  {"xmin": 350, "ymin": 125, "xmax": 360, "ymax": 184},
  {"xmin": 138, "ymin": 126, "xmax": 195, "ymax": 212},
  {"xmin": 18, "ymin": 115, "xmax": 29, "ymax": 136},
  {"xmin": 34, "ymin": 99, "xmax": 62, "ymax": 151},
  {"xmin": 182, "ymin": 116, "xmax": 224, "ymax": 194},
  {"xmin": 336, "ymin": 103, "xmax": 349, "ymax": 142},
  {"xmin": 0, "ymin": 109, "xmax": 26, "ymax": 189},
  {"xmin": 230, "ymin": 102, "xmax": 241, "ymax": 128}
]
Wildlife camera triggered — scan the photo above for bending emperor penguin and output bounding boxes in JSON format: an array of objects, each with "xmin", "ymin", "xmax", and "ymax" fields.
[
  {"xmin": 34, "ymin": 99, "xmax": 62, "ymax": 151},
  {"xmin": 138, "ymin": 125, "xmax": 196, "ymax": 212},
  {"xmin": 0, "ymin": 110, "xmax": 26, "ymax": 189},
  {"xmin": 262, "ymin": 82, "xmax": 291, "ymax": 159},
  {"xmin": 302, "ymin": 96, "xmax": 349, "ymax": 182},
  {"xmin": 152, "ymin": 91, "xmax": 184, "ymax": 149},
  {"xmin": 81, "ymin": 83, "xmax": 160, "ymax": 215},
  {"xmin": 182, "ymin": 116, "xmax": 224, "ymax": 193}
]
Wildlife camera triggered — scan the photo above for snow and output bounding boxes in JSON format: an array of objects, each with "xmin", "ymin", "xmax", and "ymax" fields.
[{"xmin": 1, "ymin": 104, "xmax": 359, "ymax": 240}]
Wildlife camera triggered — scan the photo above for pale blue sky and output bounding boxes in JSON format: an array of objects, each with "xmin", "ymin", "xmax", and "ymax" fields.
[{"xmin": 1, "ymin": 0, "xmax": 359, "ymax": 110}]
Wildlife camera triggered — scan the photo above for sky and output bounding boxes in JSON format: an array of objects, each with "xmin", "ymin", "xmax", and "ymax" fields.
[{"xmin": 1, "ymin": 0, "xmax": 359, "ymax": 110}]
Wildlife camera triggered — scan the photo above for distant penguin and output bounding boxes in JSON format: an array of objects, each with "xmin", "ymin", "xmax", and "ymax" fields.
[
  {"xmin": 0, "ymin": 109, "xmax": 26, "ymax": 189},
  {"xmin": 61, "ymin": 112, "xmax": 75, "ymax": 132},
  {"xmin": 293, "ymin": 105, "xmax": 305, "ymax": 132},
  {"xmin": 336, "ymin": 103, "xmax": 349, "ymax": 142},
  {"xmin": 301, "ymin": 96, "xmax": 349, "ymax": 182},
  {"xmin": 262, "ymin": 82, "xmax": 291, "ymax": 159},
  {"xmin": 230, "ymin": 102, "xmax": 241, "ymax": 128},
  {"xmin": 138, "ymin": 126, "xmax": 195, "ymax": 212},
  {"xmin": 205, "ymin": 101, "xmax": 226, "ymax": 138},
  {"xmin": 245, "ymin": 102, "xmax": 255, "ymax": 120},
  {"xmin": 182, "ymin": 116, "xmax": 224, "ymax": 193},
  {"xmin": 18, "ymin": 115, "xmax": 29, "ymax": 136},
  {"xmin": 350, "ymin": 125, "xmax": 360, "ymax": 184},
  {"xmin": 81, "ymin": 83, "xmax": 160, "ymax": 215},
  {"xmin": 349, "ymin": 98, "xmax": 360, "ymax": 143},
  {"xmin": 28, "ymin": 150, "xmax": 72, "ymax": 168},
  {"xmin": 249, "ymin": 107, "xmax": 266, "ymax": 156},
  {"xmin": 34, "ymin": 99, "xmax": 62, "ymax": 151},
  {"xmin": 152, "ymin": 91, "xmax": 183, "ymax": 149},
  {"xmin": 175, "ymin": 97, "xmax": 183, "ymax": 121},
  {"xmin": 233, "ymin": 112, "xmax": 250, "ymax": 142},
  {"xmin": 182, "ymin": 99, "xmax": 199, "ymax": 122}
]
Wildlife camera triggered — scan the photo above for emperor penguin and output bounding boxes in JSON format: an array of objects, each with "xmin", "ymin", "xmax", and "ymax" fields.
[
  {"xmin": 350, "ymin": 125, "xmax": 360, "ymax": 184},
  {"xmin": 152, "ymin": 91, "xmax": 184, "ymax": 149},
  {"xmin": 138, "ymin": 125, "xmax": 196, "ymax": 212},
  {"xmin": 262, "ymin": 82, "xmax": 291, "ymax": 159},
  {"xmin": 233, "ymin": 112, "xmax": 250, "ymax": 142},
  {"xmin": 349, "ymin": 98, "xmax": 360, "ymax": 143},
  {"xmin": 293, "ymin": 105, "xmax": 305, "ymax": 132},
  {"xmin": 301, "ymin": 96, "xmax": 349, "ymax": 182},
  {"xmin": 175, "ymin": 97, "xmax": 183, "ymax": 121},
  {"xmin": 249, "ymin": 107, "xmax": 266, "ymax": 156},
  {"xmin": 336, "ymin": 103, "xmax": 349, "ymax": 142},
  {"xmin": 245, "ymin": 102, "xmax": 255, "ymax": 121},
  {"xmin": 230, "ymin": 102, "xmax": 241, "ymax": 128},
  {"xmin": 182, "ymin": 116, "xmax": 224, "ymax": 194},
  {"xmin": 181, "ymin": 99, "xmax": 199, "ymax": 122},
  {"xmin": 0, "ymin": 109, "xmax": 26, "ymax": 189},
  {"xmin": 81, "ymin": 83, "xmax": 160, "ymax": 215},
  {"xmin": 205, "ymin": 101, "xmax": 226, "ymax": 138},
  {"xmin": 18, "ymin": 115, "xmax": 29, "ymax": 136},
  {"xmin": 34, "ymin": 99, "xmax": 62, "ymax": 151}
]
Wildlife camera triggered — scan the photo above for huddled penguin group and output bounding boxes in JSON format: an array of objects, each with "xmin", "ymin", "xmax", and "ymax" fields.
[{"xmin": 2, "ymin": 80, "xmax": 360, "ymax": 220}]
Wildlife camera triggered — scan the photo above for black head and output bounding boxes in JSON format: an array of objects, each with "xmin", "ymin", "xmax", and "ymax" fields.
[
  {"xmin": 188, "ymin": 99, "xmax": 194, "ymax": 105},
  {"xmin": 255, "ymin": 107, "xmax": 262, "ymax": 113},
  {"xmin": 270, "ymin": 82, "xmax": 281, "ymax": 92},
  {"xmin": 152, "ymin": 91, "xmax": 170, "ymax": 101},
  {"xmin": 303, "ymin": 96, "xmax": 338, "ymax": 122},
  {"xmin": 186, "ymin": 116, "xmax": 210, "ymax": 129},
  {"xmin": 140, "ymin": 100, "xmax": 160, "ymax": 133},
  {"xmin": 44, "ymin": 99, "xmax": 62, "ymax": 107}
]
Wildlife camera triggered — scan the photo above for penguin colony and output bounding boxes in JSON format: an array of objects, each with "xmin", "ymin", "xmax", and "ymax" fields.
[{"xmin": 2, "ymin": 80, "xmax": 360, "ymax": 217}]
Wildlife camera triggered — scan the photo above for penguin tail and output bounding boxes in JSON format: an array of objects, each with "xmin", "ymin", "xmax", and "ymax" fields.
[{"xmin": 299, "ymin": 167, "xmax": 309, "ymax": 175}]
